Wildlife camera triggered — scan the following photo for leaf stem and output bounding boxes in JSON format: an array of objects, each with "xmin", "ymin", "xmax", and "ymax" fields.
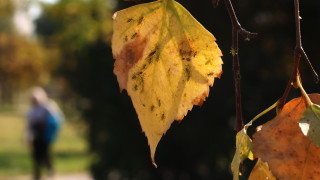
[
  {"xmin": 222, "ymin": 0, "xmax": 257, "ymax": 132},
  {"xmin": 278, "ymin": 0, "xmax": 319, "ymax": 111},
  {"xmin": 296, "ymin": 75, "xmax": 313, "ymax": 107},
  {"xmin": 248, "ymin": 101, "xmax": 279, "ymax": 127}
]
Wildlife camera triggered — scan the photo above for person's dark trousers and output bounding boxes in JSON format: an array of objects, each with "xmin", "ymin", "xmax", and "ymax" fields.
[{"xmin": 32, "ymin": 138, "xmax": 53, "ymax": 180}]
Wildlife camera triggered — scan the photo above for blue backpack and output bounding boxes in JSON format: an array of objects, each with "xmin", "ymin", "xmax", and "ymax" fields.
[{"xmin": 44, "ymin": 108, "xmax": 62, "ymax": 144}]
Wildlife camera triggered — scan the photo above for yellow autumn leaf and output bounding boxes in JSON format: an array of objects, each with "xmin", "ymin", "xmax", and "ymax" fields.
[
  {"xmin": 248, "ymin": 158, "xmax": 276, "ymax": 180},
  {"xmin": 231, "ymin": 101, "xmax": 278, "ymax": 180},
  {"xmin": 231, "ymin": 128, "xmax": 254, "ymax": 180},
  {"xmin": 112, "ymin": 0, "xmax": 223, "ymax": 164}
]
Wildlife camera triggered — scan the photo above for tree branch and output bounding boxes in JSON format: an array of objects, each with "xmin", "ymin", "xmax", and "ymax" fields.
[
  {"xmin": 221, "ymin": 0, "xmax": 257, "ymax": 132},
  {"xmin": 278, "ymin": 0, "xmax": 319, "ymax": 111}
]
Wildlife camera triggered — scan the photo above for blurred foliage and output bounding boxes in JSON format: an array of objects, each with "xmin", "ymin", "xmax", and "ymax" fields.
[
  {"xmin": 34, "ymin": 0, "xmax": 320, "ymax": 180},
  {"xmin": 37, "ymin": 0, "xmax": 112, "ymax": 51},
  {"xmin": 0, "ymin": 0, "xmax": 14, "ymax": 32},
  {"xmin": 0, "ymin": 33, "xmax": 49, "ymax": 102},
  {"xmin": 0, "ymin": 0, "xmax": 50, "ymax": 104}
]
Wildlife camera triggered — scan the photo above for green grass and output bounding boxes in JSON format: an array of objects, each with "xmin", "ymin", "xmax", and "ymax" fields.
[{"xmin": 0, "ymin": 110, "xmax": 89, "ymax": 177}]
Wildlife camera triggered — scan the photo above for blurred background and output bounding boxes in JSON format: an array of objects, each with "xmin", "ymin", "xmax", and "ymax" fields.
[{"xmin": 0, "ymin": 0, "xmax": 319, "ymax": 179}]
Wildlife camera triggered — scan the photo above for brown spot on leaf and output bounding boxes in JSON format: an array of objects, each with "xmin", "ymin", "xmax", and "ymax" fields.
[
  {"xmin": 113, "ymin": 34, "xmax": 147, "ymax": 91},
  {"xmin": 180, "ymin": 49, "xmax": 195, "ymax": 62},
  {"xmin": 179, "ymin": 40, "xmax": 196, "ymax": 62},
  {"xmin": 150, "ymin": 105, "xmax": 155, "ymax": 112}
]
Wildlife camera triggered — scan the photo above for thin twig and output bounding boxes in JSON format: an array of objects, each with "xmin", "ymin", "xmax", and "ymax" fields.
[
  {"xmin": 222, "ymin": 0, "xmax": 257, "ymax": 132},
  {"xmin": 298, "ymin": 48, "xmax": 319, "ymax": 83},
  {"xmin": 223, "ymin": 0, "xmax": 258, "ymax": 40},
  {"xmin": 278, "ymin": 51, "xmax": 301, "ymax": 111},
  {"xmin": 278, "ymin": 0, "xmax": 319, "ymax": 111},
  {"xmin": 212, "ymin": 0, "xmax": 220, "ymax": 8}
]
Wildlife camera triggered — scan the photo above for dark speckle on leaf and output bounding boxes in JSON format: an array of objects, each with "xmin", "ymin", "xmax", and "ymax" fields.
[
  {"xmin": 161, "ymin": 113, "xmax": 165, "ymax": 120},
  {"xmin": 148, "ymin": 50, "xmax": 157, "ymax": 57},
  {"xmin": 193, "ymin": 51, "xmax": 198, "ymax": 57},
  {"xmin": 207, "ymin": 72, "xmax": 214, "ymax": 76},
  {"xmin": 142, "ymin": 64, "xmax": 147, "ymax": 70},
  {"xmin": 131, "ymin": 33, "xmax": 137, "ymax": 39},
  {"xmin": 138, "ymin": 16, "xmax": 144, "ymax": 25},
  {"xmin": 185, "ymin": 66, "xmax": 191, "ymax": 81},
  {"xmin": 133, "ymin": 84, "xmax": 138, "ymax": 91}
]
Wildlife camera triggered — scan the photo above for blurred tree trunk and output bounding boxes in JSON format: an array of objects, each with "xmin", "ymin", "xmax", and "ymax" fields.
[{"xmin": 0, "ymin": 73, "xmax": 13, "ymax": 104}]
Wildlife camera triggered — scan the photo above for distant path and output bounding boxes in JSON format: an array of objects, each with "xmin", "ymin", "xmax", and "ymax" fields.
[{"xmin": 0, "ymin": 173, "xmax": 92, "ymax": 180}]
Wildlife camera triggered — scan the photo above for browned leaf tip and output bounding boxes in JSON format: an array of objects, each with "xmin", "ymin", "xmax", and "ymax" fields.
[{"xmin": 192, "ymin": 91, "xmax": 209, "ymax": 107}]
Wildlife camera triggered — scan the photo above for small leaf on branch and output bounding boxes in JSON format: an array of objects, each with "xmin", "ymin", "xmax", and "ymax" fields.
[
  {"xmin": 112, "ymin": 0, "xmax": 223, "ymax": 164},
  {"xmin": 230, "ymin": 101, "xmax": 278, "ymax": 180},
  {"xmin": 299, "ymin": 104, "xmax": 320, "ymax": 147},
  {"xmin": 248, "ymin": 158, "xmax": 276, "ymax": 180},
  {"xmin": 253, "ymin": 94, "xmax": 320, "ymax": 180},
  {"xmin": 231, "ymin": 128, "xmax": 254, "ymax": 180}
]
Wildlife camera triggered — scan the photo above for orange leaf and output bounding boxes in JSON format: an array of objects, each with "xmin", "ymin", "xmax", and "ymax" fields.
[{"xmin": 253, "ymin": 94, "xmax": 320, "ymax": 180}]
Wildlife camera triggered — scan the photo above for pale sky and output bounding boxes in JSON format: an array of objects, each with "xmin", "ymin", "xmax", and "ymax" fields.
[
  {"xmin": 14, "ymin": 0, "xmax": 116, "ymax": 36},
  {"xmin": 14, "ymin": 0, "xmax": 58, "ymax": 36}
]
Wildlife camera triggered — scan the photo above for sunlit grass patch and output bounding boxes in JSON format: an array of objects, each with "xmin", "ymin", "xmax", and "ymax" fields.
[{"xmin": 0, "ymin": 110, "xmax": 89, "ymax": 177}]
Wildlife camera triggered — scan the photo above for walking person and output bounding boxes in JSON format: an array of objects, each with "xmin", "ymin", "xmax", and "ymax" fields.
[{"xmin": 26, "ymin": 87, "xmax": 63, "ymax": 180}]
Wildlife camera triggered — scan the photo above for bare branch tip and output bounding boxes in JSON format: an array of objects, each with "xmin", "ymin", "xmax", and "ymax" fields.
[
  {"xmin": 298, "ymin": 48, "xmax": 319, "ymax": 84},
  {"xmin": 212, "ymin": 0, "xmax": 220, "ymax": 8},
  {"xmin": 238, "ymin": 28, "xmax": 258, "ymax": 41},
  {"xmin": 313, "ymin": 74, "xmax": 319, "ymax": 84}
]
